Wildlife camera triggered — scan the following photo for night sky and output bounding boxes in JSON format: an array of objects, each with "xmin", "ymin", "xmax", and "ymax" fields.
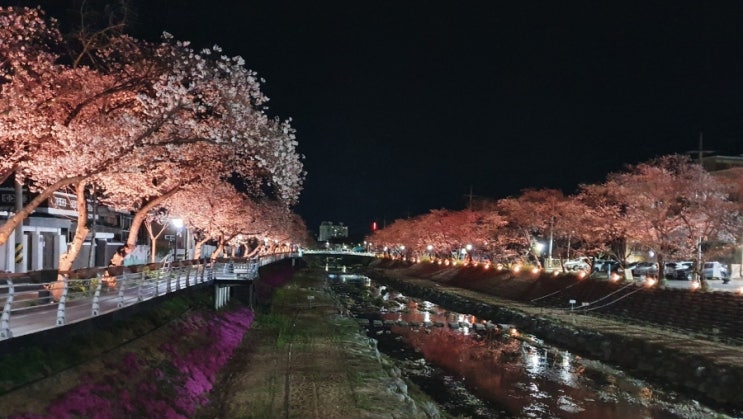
[{"xmin": 13, "ymin": 1, "xmax": 743, "ymax": 237}]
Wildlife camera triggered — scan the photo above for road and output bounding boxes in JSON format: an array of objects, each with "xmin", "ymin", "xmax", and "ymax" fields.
[{"xmin": 663, "ymin": 276, "xmax": 743, "ymax": 292}]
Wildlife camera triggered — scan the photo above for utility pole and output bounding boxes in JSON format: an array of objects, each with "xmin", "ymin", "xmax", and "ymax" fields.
[
  {"xmin": 698, "ymin": 132, "xmax": 704, "ymax": 167},
  {"xmin": 548, "ymin": 216, "xmax": 554, "ymax": 268},
  {"xmin": 464, "ymin": 186, "xmax": 484, "ymax": 210},
  {"xmin": 14, "ymin": 172, "xmax": 23, "ymax": 273},
  {"xmin": 688, "ymin": 131, "xmax": 714, "ymax": 168}
]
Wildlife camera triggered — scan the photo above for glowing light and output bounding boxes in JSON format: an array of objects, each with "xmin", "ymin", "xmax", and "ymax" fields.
[
  {"xmin": 512, "ymin": 265, "xmax": 521, "ymax": 273},
  {"xmin": 531, "ymin": 267, "xmax": 540, "ymax": 274},
  {"xmin": 577, "ymin": 271, "xmax": 586, "ymax": 279},
  {"xmin": 561, "ymin": 352, "xmax": 571, "ymax": 368},
  {"xmin": 691, "ymin": 280, "xmax": 700, "ymax": 290},
  {"xmin": 610, "ymin": 273, "xmax": 620, "ymax": 282},
  {"xmin": 552, "ymin": 270, "xmax": 559, "ymax": 276},
  {"xmin": 484, "ymin": 262, "xmax": 491, "ymax": 270},
  {"xmin": 646, "ymin": 277, "xmax": 657, "ymax": 287},
  {"xmin": 737, "ymin": 287, "xmax": 743, "ymax": 295}
]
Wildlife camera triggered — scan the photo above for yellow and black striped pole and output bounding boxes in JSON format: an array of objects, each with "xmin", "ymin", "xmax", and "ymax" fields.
[{"xmin": 14, "ymin": 243, "xmax": 22, "ymax": 264}]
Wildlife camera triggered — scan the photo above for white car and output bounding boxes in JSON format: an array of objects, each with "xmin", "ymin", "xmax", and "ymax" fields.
[
  {"xmin": 563, "ymin": 258, "xmax": 590, "ymax": 271},
  {"xmin": 702, "ymin": 262, "xmax": 728, "ymax": 280}
]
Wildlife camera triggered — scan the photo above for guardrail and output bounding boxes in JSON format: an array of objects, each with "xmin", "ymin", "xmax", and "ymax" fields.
[
  {"xmin": 301, "ymin": 250, "xmax": 376, "ymax": 257},
  {"xmin": 0, "ymin": 253, "xmax": 297, "ymax": 341}
]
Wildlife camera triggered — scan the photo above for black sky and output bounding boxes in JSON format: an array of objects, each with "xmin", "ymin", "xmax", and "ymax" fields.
[{"xmin": 15, "ymin": 1, "xmax": 743, "ymax": 237}]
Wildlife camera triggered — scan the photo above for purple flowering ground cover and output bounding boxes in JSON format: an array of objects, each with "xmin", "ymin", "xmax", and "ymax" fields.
[{"xmin": 11, "ymin": 307, "xmax": 254, "ymax": 419}]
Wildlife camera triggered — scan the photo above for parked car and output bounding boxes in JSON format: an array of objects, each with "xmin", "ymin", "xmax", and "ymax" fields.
[
  {"xmin": 664, "ymin": 261, "xmax": 691, "ymax": 279},
  {"xmin": 563, "ymin": 257, "xmax": 591, "ymax": 272},
  {"xmin": 702, "ymin": 262, "xmax": 728, "ymax": 281},
  {"xmin": 668, "ymin": 261, "xmax": 694, "ymax": 280},
  {"xmin": 591, "ymin": 260, "xmax": 624, "ymax": 279},
  {"xmin": 631, "ymin": 262, "xmax": 658, "ymax": 277}
]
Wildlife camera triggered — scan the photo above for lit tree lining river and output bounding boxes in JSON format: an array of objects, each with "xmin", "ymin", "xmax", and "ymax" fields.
[{"xmin": 329, "ymin": 273, "xmax": 730, "ymax": 418}]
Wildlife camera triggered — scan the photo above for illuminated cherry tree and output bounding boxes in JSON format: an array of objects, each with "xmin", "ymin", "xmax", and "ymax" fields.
[
  {"xmin": 495, "ymin": 189, "xmax": 568, "ymax": 266},
  {"xmin": 0, "ymin": 7, "xmax": 304, "ymax": 269},
  {"xmin": 160, "ymin": 181, "xmax": 306, "ymax": 261},
  {"xmin": 369, "ymin": 209, "xmax": 505, "ymax": 261},
  {"xmin": 606, "ymin": 155, "xmax": 741, "ymax": 270}
]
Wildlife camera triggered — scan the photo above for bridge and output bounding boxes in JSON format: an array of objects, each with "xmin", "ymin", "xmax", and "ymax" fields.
[
  {"xmin": 0, "ymin": 252, "xmax": 298, "ymax": 341},
  {"xmin": 300, "ymin": 249, "xmax": 376, "ymax": 257}
]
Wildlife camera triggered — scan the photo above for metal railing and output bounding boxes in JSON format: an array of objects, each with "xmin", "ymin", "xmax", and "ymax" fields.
[{"xmin": 0, "ymin": 253, "xmax": 296, "ymax": 340}]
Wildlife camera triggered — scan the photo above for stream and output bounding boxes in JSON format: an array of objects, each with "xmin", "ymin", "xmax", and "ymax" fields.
[{"xmin": 328, "ymin": 273, "xmax": 733, "ymax": 418}]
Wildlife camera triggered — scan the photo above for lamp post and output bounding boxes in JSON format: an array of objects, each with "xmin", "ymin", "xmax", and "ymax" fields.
[
  {"xmin": 535, "ymin": 242, "xmax": 545, "ymax": 267},
  {"xmin": 548, "ymin": 216, "xmax": 554, "ymax": 269}
]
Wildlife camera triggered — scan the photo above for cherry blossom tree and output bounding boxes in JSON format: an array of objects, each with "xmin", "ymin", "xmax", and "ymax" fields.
[
  {"xmin": 601, "ymin": 155, "xmax": 740, "ymax": 277},
  {"xmin": 0, "ymin": 7, "xmax": 304, "ymax": 269},
  {"xmin": 495, "ymin": 189, "xmax": 567, "ymax": 267},
  {"xmin": 575, "ymin": 182, "xmax": 637, "ymax": 263},
  {"xmin": 160, "ymin": 180, "xmax": 306, "ymax": 261},
  {"xmin": 0, "ymin": 8, "xmax": 172, "ymax": 245},
  {"xmin": 368, "ymin": 209, "xmax": 505, "ymax": 261}
]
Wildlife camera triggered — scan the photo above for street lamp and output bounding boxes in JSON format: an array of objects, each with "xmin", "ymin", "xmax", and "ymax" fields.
[{"xmin": 534, "ymin": 242, "xmax": 545, "ymax": 266}]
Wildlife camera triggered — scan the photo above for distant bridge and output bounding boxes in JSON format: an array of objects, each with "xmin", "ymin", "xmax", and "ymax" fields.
[{"xmin": 300, "ymin": 249, "xmax": 376, "ymax": 257}]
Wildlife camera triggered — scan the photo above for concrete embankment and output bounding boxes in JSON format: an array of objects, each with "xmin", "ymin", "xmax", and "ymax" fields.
[{"xmin": 365, "ymin": 260, "xmax": 743, "ymax": 412}]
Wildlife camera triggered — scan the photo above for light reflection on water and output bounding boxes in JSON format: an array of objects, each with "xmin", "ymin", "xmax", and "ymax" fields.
[{"xmin": 331, "ymin": 274, "xmax": 728, "ymax": 419}]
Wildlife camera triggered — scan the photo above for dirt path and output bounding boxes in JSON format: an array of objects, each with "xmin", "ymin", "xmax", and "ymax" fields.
[{"xmin": 198, "ymin": 269, "xmax": 439, "ymax": 418}]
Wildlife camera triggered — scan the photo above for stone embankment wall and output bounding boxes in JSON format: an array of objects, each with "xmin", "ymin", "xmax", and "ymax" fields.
[{"xmin": 366, "ymin": 260, "xmax": 743, "ymax": 410}]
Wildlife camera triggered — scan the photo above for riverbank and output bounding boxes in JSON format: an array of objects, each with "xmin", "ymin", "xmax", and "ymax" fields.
[
  {"xmin": 0, "ymin": 262, "xmax": 443, "ymax": 418},
  {"xmin": 365, "ymin": 259, "xmax": 743, "ymax": 413}
]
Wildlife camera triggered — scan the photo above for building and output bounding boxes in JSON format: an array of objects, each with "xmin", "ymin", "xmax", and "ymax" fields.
[
  {"xmin": 318, "ymin": 221, "xmax": 348, "ymax": 242},
  {"xmin": 0, "ymin": 178, "xmax": 134, "ymax": 273},
  {"xmin": 699, "ymin": 154, "xmax": 743, "ymax": 172}
]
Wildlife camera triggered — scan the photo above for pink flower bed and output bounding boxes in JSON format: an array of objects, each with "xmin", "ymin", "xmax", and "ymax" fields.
[{"xmin": 12, "ymin": 307, "xmax": 254, "ymax": 418}]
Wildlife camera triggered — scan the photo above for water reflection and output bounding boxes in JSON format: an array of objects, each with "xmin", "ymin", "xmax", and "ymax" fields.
[{"xmin": 330, "ymin": 274, "xmax": 728, "ymax": 418}]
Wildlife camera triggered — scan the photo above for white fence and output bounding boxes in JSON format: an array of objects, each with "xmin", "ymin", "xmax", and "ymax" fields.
[{"xmin": 0, "ymin": 253, "xmax": 296, "ymax": 340}]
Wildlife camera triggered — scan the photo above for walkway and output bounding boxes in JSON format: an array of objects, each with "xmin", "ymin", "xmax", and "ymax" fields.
[{"xmin": 201, "ymin": 267, "xmax": 436, "ymax": 418}]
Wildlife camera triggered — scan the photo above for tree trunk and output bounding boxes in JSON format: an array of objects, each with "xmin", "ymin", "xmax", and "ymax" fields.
[
  {"xmin": 212, "ymin": 237, "xmax": 225, "ymax": 262},
  {"xmin": 54, "ymin": 182, "xmax": 89, "ymax": 301},
  {"xmin": 194, "ymin": 237, "xmax": 209, "ymax": 259},
  {"xmin": 0, "ymin": 176, "xmax": 85, "ymax": 246},
  {"xmin": 145, "ymin": 219, "xmax": 157, "ymax": 263},
  {"xmin": 109, "ymin": 185, "xmax": 183, "ymax": 266},
  {"xmin": 245, "ymin": 245, "xmax": 261, "ymax": 258}
]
